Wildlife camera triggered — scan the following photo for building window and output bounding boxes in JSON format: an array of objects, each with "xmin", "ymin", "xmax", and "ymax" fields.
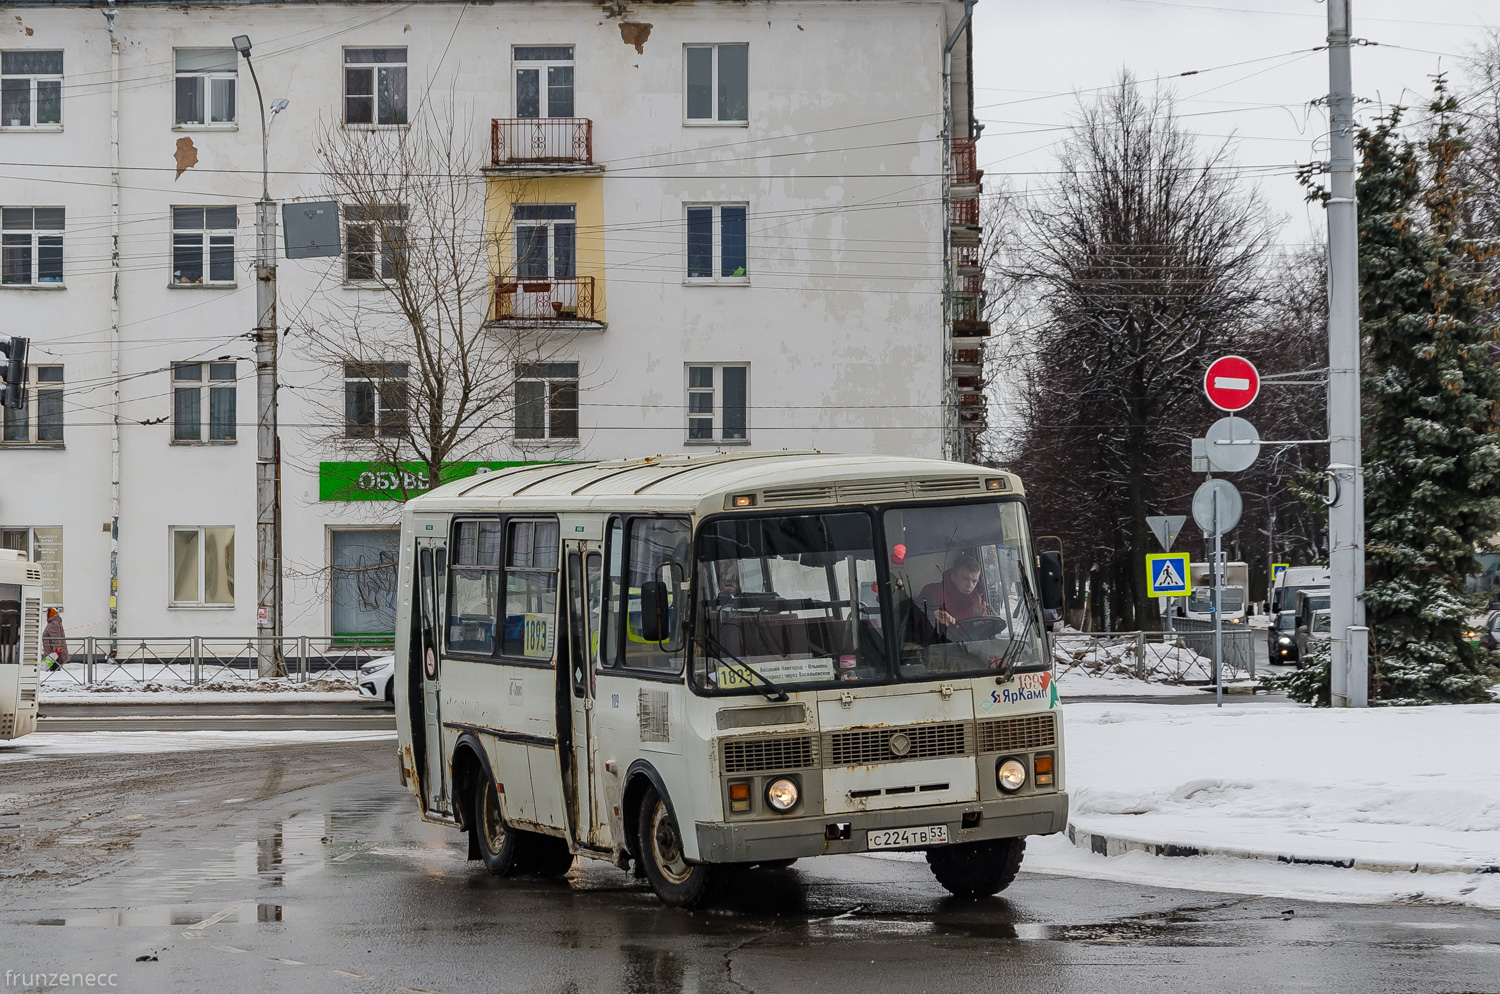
[
  {"xmin": 344, "ymin": 47, "xmax": 407, "ymax": 126},
  {"xmin": 513, "ymin": 205, "xmax": 576, "ymax": 280},
  {"xmin": 2, "ymin": 365, "xmax": 63, "ymax": 445},
  {"xmin": 684, "ymin": 44, "xmax": 747, "ymax": 124},
  {"xmin": 686, "ymin": 364, "xmax": 748, "ymax": 443},
  {"xmin": 172, "ymin": 362, "xmax": 237, "ymax": 442},
  {"xmin": 1, "ymin": 526, "xmax": 63, "ymax": 605},
  {"xmin": 344, "ymin": 362, "xmax": 409, "ymax": 439},
  {"xmin": 330, "ymin": 529, "xmax": 399, "ymax": 639},
  {"xmin": 685, "ymin": 204, "xmax": 747, "ymax": 281},
  {"xmin": 344, "ymin": 204, "xmax": 406, "ymax": 283},
  {"xmin": 174, "ymin": 49, "xmax": 236, "ymax": 127},
  {"xmin": 1, "ymin": 51, "xmax": 62, "ymax": 129},
  {"xmin": 172, "ymin": 207, "xmax": 237, "ymax": 285},
  {"xmin": 170, "ymin": 526, "xmax": 235, "ymax": 607},
  {"xmin": 515, "ymin": 362, "xmax": 579, "ymax": 441},
  {"xmin": 1, "ymin": 207, "xmax": 64, "ymax": 286},
  {"xmin": 514, "ymin": 46, "xmax": 574, "ymax": 118}
]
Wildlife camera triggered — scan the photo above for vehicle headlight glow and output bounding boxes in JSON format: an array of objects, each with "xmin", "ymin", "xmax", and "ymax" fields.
[
  {"xmin": 765, "ymin": 778, "xmax": 799, "ymax": 812},
  {"xmin": 997, "ymin": 759, "xmax": 1027, "ymax": 793},
  {"xmin": 1277, "ymin": 636, "xmax": 1292, "ymax": 645}
]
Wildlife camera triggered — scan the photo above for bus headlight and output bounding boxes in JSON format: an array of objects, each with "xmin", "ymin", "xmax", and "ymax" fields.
[
  {"xmin": 997, "ymin": 759, "xmax": 1027, "ymax": 793},
  {"xmin": 766, "ymin": 778, "xmax": 799, "ymax": 812}
]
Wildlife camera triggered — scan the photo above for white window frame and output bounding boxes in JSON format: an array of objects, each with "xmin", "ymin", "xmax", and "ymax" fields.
[
  {"xmin": 168, "ymin": 525, "xmax": 236, "ymax": 608},
  {"xmin": 683, "ymin": 43, "xmax": 748, "ymax": 126},
  {"xmin": 343, "ymin": 47, "xmax": 408, "ymax": 128},
  {"xmin": 171, "ymin": 361, "xmax": 238, "ymax": 443},
  {"xmin": 684, "ymin": 363, "xmax": 749, "ymax": 445},
  {"xmin": 683, "ymin": 203, "xmax": 749, "ymax": 284},
  {"xmin": 514, "ymin": 362, "xmax": 580, "ymax": 442},
  {"xmin": 1, "ymin": 365, "xmax": 64, "ymax": 446},
  {"xmin": 512, "ymin": 46, "xmax": 575, "ymax": 119},
  {"xmin": 343, "ymin": 204, "xmax": 406, "ymax": 285},
  {"xmin": 174, "ymin": 49, "xmax": 237, "ymax": 128},
  {"xmin": 171, "ymin": 206, "xmax": 238, "ymax": 287},
  {"xmin": 343, "ymin": 362, "xmax": 409, "ymax": 439},
  {"xmin": 0, "ymin": 50, "xmax": 62, "ymax": 131},
  {"xmin": 1, "ymin": 207, "xmax": 64, "ymax": 287},
  {"xmin": 512, "ymin": 204, "xmax": 577, "ymax": 281}
]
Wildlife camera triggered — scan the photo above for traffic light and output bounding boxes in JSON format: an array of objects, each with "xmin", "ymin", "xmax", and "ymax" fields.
[{"xmin": 1, "ymin": 335, "xmax": 28, "ymax": 411}]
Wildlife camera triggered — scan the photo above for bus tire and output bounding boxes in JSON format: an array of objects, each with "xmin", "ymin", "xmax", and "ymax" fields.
[
  {"xmin": 524, "ymin": 834, "xmax": 577, "ymax": 879},
  {"xmin": 474, "ymin": 779, "xmax": 523, "ymax": 877},
  {"xmin": 637, "ymin": 785, "xmax": 713, "ymax": 908},
  {"xmin": 926, "ymin": 837, "xmax": 1026, "ymax": 898}
]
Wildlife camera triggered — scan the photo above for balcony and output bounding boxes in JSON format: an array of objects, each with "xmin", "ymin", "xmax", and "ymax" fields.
[
  {"xmin": 491, "ymin": 118, "xmax": 594, "ymax": 167},
  {"xmin": 951, "ymin": 138, "xmax": 982, "ymax": 186},
  {"xmin": 492, "ymin": 277, "xmax": 600, "ymax": 326}
]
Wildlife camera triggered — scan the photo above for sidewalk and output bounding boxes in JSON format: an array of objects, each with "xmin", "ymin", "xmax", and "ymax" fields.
[{"xmin": 1059, "ymin": 701, "xmax": 1500, "ymax": 874}]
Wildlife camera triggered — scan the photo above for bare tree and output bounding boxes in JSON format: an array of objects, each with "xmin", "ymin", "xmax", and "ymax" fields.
[
  {"xmin": 301, "ymin": 95, "xmax": 576, "ymax": 502},
  {"xmin": 995, "ymin": 74, "xmax": 1276, "ymax": 629}
]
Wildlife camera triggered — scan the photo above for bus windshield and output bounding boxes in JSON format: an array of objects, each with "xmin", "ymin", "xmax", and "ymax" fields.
[
  {"xmin": 694, "ymin": 512, "xmax": 886, "ymax": 691},
  {"xmin": 883, "ymin": 501, "xmax": 1046, "ymax": 679}
]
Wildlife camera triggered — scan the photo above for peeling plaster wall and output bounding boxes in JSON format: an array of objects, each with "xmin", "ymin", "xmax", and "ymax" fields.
[{"xmin": 0, "ymin": 0, "xmax": 967, "ymax": 638}]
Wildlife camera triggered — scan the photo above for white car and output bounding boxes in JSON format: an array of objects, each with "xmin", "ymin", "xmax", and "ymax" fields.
[{"xmin": 357, "ymin": 654, "xmax": 395, "ymax": 703}]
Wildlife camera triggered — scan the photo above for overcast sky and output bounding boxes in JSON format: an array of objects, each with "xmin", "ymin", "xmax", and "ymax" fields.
[{"xmin": 969, "ymin": 0, "xmax": 1500, "ymax": 248}]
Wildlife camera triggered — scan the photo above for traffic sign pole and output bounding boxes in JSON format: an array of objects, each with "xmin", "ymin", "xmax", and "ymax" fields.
[{"xmin": 1213, "ymin": 490, "xmax": 1223, "ymax": 708}]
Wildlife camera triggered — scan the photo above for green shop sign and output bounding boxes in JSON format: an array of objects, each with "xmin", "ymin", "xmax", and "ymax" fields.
[{"xmin": 319, "ymin": 461, "xmax": 535, "ymax": 502}]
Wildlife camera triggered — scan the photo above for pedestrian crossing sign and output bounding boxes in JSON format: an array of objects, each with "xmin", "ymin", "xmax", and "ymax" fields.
[
  {"xmin": 1146, "ymin": 553, "xmax": 1192, "ymax": 598},
  {"xmin": 1273, "ymin": 563, "xmax": 1288, "ymax": 582}
]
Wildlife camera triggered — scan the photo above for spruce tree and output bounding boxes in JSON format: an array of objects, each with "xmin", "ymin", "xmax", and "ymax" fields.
[{"xmin": 1360, "ymin": 81, "xmax": 1500, "ymax": 704}]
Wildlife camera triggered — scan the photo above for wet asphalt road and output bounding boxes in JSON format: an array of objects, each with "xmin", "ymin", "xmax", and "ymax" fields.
[{"xmin": 2, "ymin": 729, "xmax": 1497, "ymax": 994}]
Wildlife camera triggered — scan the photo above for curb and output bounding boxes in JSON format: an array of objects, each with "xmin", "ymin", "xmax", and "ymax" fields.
[{"xmin": 1065, "ymin": 823, "xmax": 1500, "ymax": 877}]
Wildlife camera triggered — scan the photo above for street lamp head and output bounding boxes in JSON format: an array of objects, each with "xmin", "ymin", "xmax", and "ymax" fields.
[
  {"xmin": 270, "ymin": 98, "xmax": 289, "ymax": 116},
  {"xmin": 232, "ymin": 34, "xmax": 252, "ymax": 57}
]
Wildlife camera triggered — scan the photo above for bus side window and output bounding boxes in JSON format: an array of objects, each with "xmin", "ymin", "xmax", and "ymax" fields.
[
  {"xmin": 601, "ymin": 518, "xmax": 624, "ymax": 668},
  {"xmin": 623, "ymin": 516, "xmax": 690, "ymax": 673},
  {"xmin": 447, "ymin": 519, "xmax": 502, "ymax": 656}
]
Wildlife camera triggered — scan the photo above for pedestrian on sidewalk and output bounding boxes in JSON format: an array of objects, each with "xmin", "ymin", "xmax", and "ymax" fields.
[{"xmin": 43, "ymin": 607, "xmax": 69, "ymax": 670}]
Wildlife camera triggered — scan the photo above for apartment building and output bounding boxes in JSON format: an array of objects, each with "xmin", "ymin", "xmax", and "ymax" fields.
[{"xmin": 0, "ymin": 0, "xmax": 986, "ymax": 642}]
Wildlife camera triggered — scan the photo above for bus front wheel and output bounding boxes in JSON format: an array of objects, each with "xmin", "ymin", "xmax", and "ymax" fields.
[
  {"xmin": 926, "ymin": 837, "xmax": 1026, "ymax": 898},
  {"xmin": 474, "ymin": 779, "xmax": 523, "ymax": 877},
  {"xmin": 637, "ymin": 785, "xmax": 713, "ymax": 908}
]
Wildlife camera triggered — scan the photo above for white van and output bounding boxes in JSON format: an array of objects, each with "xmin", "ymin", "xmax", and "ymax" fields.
[{"xmin": 1271, "ymin": 565, "xmax": 1330, "ymax": 615}]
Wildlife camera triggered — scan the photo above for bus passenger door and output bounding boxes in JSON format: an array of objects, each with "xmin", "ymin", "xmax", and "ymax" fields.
[
  {"xmin": 566, "ymin": 547, "xmax": 604, "ymax": 846},
  {"xmin": 416, "ymin": 542, "xmax": 449, "ymax": 815}
]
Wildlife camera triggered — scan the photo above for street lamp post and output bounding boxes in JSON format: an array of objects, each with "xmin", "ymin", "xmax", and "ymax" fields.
[{"xmin": 233, "ymin": 35, "xmax": 288, "ymax": 679}]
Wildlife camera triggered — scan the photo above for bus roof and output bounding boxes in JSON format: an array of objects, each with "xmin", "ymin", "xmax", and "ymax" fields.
[{"xmin": 406, "ymin": 451, "xmax": 1023, "ymax": 517}]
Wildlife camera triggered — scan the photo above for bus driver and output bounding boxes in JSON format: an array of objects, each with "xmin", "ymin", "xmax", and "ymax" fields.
[{"xmin": 919, "ymin": 555, "xmax": 989, "ymax": 628}]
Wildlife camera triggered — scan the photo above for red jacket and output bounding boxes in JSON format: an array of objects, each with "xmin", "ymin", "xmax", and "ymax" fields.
[{"xmin": 918, "ymin": 574, "xmax": 986, "ymax": 622}]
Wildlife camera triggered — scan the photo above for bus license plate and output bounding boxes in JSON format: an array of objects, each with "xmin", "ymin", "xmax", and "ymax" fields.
[{"xmin": 867, "ymin": 825, "xmax": 949, "ymax": 850}]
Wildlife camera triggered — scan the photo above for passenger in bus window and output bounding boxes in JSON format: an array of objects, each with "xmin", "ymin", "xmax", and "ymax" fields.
[{"xmin": 918, "ymin": 555, "xmax": 989, "ymax": 628}]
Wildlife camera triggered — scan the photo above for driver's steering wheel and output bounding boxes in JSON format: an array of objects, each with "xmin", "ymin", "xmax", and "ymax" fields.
[{"xmin": 946, "ymin": 615, "xmax": 1007, "ymax": 640}]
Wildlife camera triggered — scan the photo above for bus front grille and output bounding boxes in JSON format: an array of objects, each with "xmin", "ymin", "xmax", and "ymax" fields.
[
  {"xmin": 976, "ymin": 713, "xmax": 1057, "ymax": 754},
  {"xmin": 722, "ymin": 735, "xmax": 818, "ymax": 775},
  {"xmin": 825, "ymin": 721, "xmax": 971, "ymax": 767}
]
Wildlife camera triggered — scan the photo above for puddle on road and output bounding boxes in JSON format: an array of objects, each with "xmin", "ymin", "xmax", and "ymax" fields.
[{"xmin": 31, "ymin": 904, "xmax": 283, "ymax": 927}]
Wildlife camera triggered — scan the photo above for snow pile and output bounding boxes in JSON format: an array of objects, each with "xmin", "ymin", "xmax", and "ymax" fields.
[
  {"xmin": 1052, "ymin": 634, "xmax": 1215, "ymax": 684},
  {"xmin": 41, "ymin": 667, "xmax": 362, "ymax": 700},
  {"xmin": 0, "ymin": 729, "xmax": 395, "ymax": 762},
  {"xmin": 1064, "ymin": 701, "xmax": 1500, "ymax": 869}
]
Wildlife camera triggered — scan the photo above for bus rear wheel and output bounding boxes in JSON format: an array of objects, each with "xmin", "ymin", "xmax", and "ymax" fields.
[
  {"xmin": 637, "ymin": 786, "xmax": 713, "ymax": 908},
  {"xmin": 525, "ymin": 834, "xmax": 577, "ymax": 879},
  {"xmin": 926, "ymin": 837, "xmax": 1026, "ymax": 898},
  {"xmin": 473, "ymin": 779, "xmax": 523, "ymax": 877}
]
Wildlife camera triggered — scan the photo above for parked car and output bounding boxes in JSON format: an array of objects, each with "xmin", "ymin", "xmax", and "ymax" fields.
[
  {"xmin": 1482, "ymin": 612, "xmax": 1500, "ymax": 651},
  {"xmin": 1293, "ymin": 590, "xmax": 1331, "ymax": 660},
  {"xmin": 1268, "ymin": 609, "xmax": 1299, "ymax": 665},
  {"xmin": 357, "ymin": 654, "xmax": 395, "ymax": 703}
]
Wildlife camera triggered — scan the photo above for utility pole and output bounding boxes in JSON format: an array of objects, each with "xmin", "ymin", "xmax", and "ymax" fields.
[
  {"xmin": 1324, "ymin": 0, "xmax": 1368, "ymax": 707},
  {"xmin": 106, "ymin": 8, "xmax": 121, "ymax": 657},
  {"xmin": 234, "ymin": 35, "xmax": 286, "ymax": 678}
]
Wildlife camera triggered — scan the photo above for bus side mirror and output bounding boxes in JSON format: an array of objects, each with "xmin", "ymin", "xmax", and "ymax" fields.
[
  {"xmin": 640, "ymin": 580, "xmax": 670, "ymax": 643},
  {"xmin": 1038, "ymin": 552, "xmax": 1064, "ymax": 612}
]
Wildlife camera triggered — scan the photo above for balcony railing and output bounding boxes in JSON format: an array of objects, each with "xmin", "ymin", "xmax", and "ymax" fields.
[
  {"xmin": 950, "ymin": 195, "xmax": 980, "ymax": 228},
  {"xmin": 951, "ymin": 138, "xmax": 981, "ymax": 185},
  {"xmin": 949, "ymin": 290, "xmax": 987, "ymax": 324},
  {"xmin": 491, "ymin": 118, "xmax": 594, "ymax": 166},
  {"xmin": 494, "ymin": 276, "xmax": 598, "ymax": 323}
]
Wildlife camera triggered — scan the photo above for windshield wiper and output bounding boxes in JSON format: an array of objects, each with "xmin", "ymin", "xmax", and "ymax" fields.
[
  {"xmin": 998, "ymin": 571, "xmax": 1042, "ymax": 680},
  {"xmin": 697, "ymin": 630, "xmax": 790, "ymax": 702}
]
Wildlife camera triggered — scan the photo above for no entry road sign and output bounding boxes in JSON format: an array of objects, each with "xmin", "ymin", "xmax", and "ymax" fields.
[
  {"xmin": 1146, "ymin": 553, "xmax": 1192, "ymax": 598},
  {"xmin": 1203, "ymin": 355, "xmax": 1260, "ymax": 412}
]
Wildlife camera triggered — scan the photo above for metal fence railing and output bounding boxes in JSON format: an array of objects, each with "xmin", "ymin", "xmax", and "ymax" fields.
[
  {"xmin": 1051, "ymin": 628, "xmax": 1255, "ymax": 684},
  {"xmin": 38, "ymin": 637, "xmax": 395, "ymax": 688}
]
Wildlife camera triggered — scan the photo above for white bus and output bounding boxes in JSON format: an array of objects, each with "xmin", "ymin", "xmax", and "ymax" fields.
[
  {"xmin": 0, "ymin": 549, "xmax": 43, "ymax": 741},
  {"xmin": 393, "ymin": 452, "xmax": 1068, "ymax": 906}
]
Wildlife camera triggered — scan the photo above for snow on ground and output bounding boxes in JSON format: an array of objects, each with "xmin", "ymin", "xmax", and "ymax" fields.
[
  {"xmin": 0, "ymin": 729, "xmax": 396, "ymax": 762},
  {"xmin": 1064, "ymin": 701, "xmax": 1500, "ymax": 869},
  {"xmin": 1052, "ymin": 633, "xmax": 1217, "ymax": 684},
  {"xmin": 1054, "ymin": 670, "xmax": 1206, "ymax": 697},
  {"xmin": 40, "ymin": 670, "xmax": 365, "ymax": 703}
]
